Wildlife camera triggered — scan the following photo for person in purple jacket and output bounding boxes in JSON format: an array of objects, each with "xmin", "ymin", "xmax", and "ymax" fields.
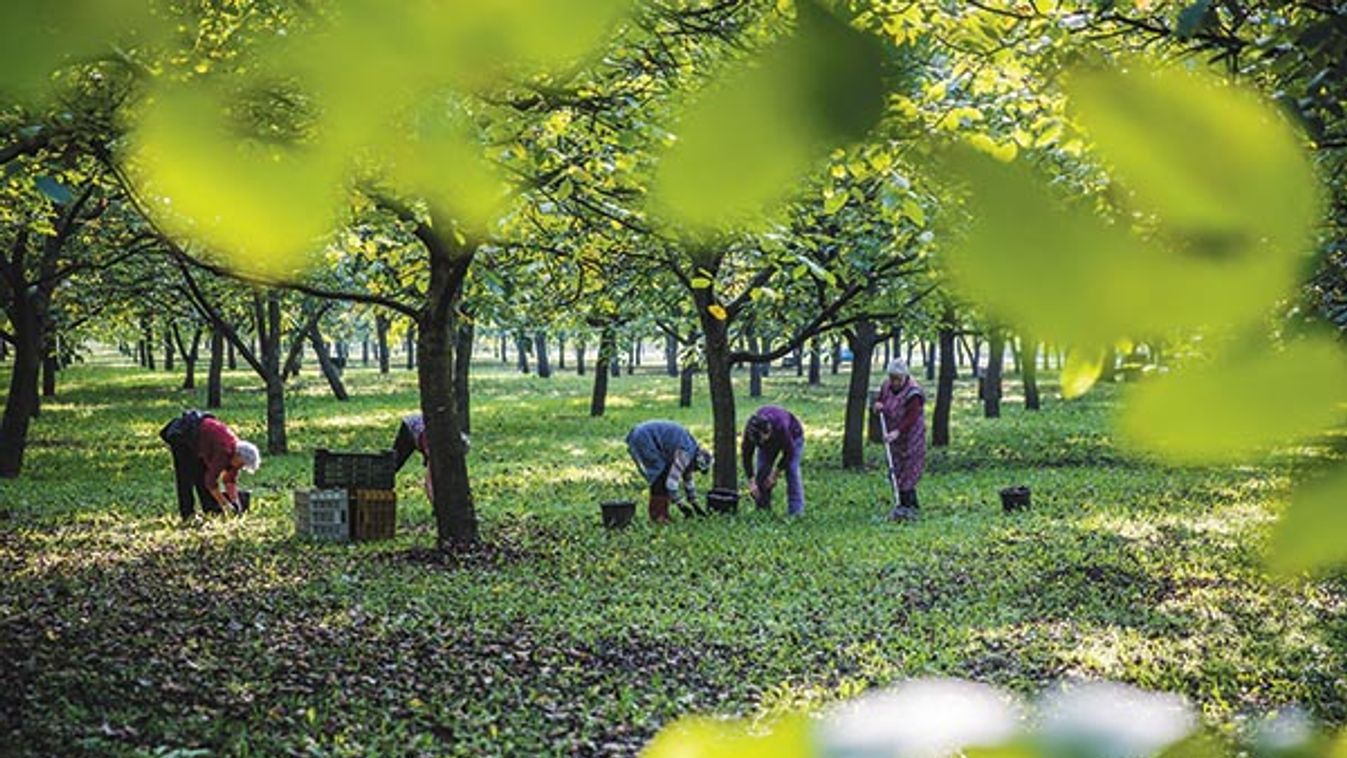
[{"xmin": 741, "ymin": 405, "xmax": 806, "ymax": 516}]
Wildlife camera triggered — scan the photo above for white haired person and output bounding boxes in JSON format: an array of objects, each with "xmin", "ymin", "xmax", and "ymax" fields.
[
  {"xmin": 159, "ymin": 410, "xmax": 260, "ymax": 521},
  {"xmin": 873, "ymin": 359, "xmax": 927, "ymax": 521}
]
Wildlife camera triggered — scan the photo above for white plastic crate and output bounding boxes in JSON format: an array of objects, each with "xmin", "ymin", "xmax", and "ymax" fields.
[{"xmin": 293, "ymin": 488, "xmax": 350, "ymax": 542}]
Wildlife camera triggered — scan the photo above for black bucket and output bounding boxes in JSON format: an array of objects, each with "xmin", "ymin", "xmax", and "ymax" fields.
[
  {"xmin": 1000, "ymin": 486, "xmax": 1030, "ymax": 513},
  {"xmin": 707, "ymin": 488, "xmax": 739, "ymax": 514},
  {"xmin": 601, "ymin": 500, "xmax": 635, "ymax": 529},
  {"xmin": 237, "ymin": 489, "xmax": 251, "ymax": 514}
]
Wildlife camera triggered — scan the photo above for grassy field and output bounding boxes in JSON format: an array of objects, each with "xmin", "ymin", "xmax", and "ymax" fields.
[{"xmin": 1, "ymin": 360, "xmax": 1344, "ymax": 757}]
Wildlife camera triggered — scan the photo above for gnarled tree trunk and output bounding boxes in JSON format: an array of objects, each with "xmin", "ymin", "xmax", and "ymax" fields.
[{"xmin": 590, "ymin": 327, "xmax": 615, "ymax": 417}]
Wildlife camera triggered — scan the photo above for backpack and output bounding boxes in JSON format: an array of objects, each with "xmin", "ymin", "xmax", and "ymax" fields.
[{"xmin": 159, "ymin": 409, "xmax": 215, "ymax": 448}]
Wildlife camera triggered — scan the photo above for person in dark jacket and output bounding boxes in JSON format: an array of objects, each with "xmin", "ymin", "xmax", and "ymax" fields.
[
  {"xmin": 742, "ymin": 405, "xmax": 806, "ymax": 516},
  {"xmin": 626, "ymin": 420, "xmax": 712, "ymax": 523},
  {"xmin": 159, "ymin": 410, "xmax": 260, "ymax": 521}
]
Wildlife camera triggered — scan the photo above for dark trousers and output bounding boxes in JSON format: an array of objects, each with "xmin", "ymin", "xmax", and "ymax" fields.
[
  {"xmin": 170, "ymin": 444, "xmax": 221, "ymax": 519},
  {"xmin": 393, "ymin": 421, "xmax": 418, "ymax": 472}
]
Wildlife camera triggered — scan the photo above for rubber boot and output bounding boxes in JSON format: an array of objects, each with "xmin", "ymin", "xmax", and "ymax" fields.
[
  {"xmin": 649, "ymin": 493, "xmax": 671, "ymax": 524},
  {"xmin": 889, "ymin": 489, "xmax": 919, "ymax": 522}
]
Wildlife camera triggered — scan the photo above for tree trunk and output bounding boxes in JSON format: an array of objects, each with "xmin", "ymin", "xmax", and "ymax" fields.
[
  {"xmin": 1100, "ymin": 345, "xmax": 1118, "ymax": 384},
  {"xmin": 748, "ymin": 330, "xmax": 763, "ymax": 398},
  {"xmin": 309, "ymin": 325, "xmax": 349, "ymax": 401},
  {"xmin": 262, "ymin": 294, "xmax": 287, "ymax": 454},
  {"xmin": 831, "ymin": 340, "xmax": 842, "ymax": 375},
  {"xmin": 227, "ymin": 339, "xmax": 236, "ymax": 370},
  {"xmin": 626, "ymin": 341, "xmax": 635, "ymax": 375},
  {"xmin": 1022, "ymin": 334, "xmax": 1041, "ymax": 411},
  {"xmin": 933, "ymin": 306, "xmax": 957, "ymax": 448},
  {"xmin": 983, "ymin": 330, "xmax": 1005, "ymax": 419},
  {"xmin": 666, "ymin": 333, "xmax": 678, "ymax": 377},
  {"xmin": 41, "ymin": 350, "xmax": 57, "ymax": 398},
  {"xmin": 557, "ymin": 333, "xmax": 565, "ymax": 370},
  {"xmin": 499, "ymin": 333, "xmax": 508, "ymax": 364},
  {"xmin": 535, "ymin": 331, "xmax": 551, "ymax": 378},
  {"xmin": 143, "ymin": 318, "xmax": 155, "ymax": 370},
  {"xmin": 515, "ymin": 332, "xmax": 530, "ymax": 374},
  {"xmin": 634, "ymin": 338, "xmax": 642, "ymax": 367},
  {"xmin": 376, "ymin": 313, "xmax": 390, "ymax": 374},
  {"xmin": 417, "ymin": 231, "xmax": 477, "ymax": 548},
  {"xmin": 808, "ymin": 336, "xmax": 821, "ymax": 385},
  {"xmin": 405, "ymin": 324, "xmax": 416, "ymax": 370},
  {"xmin": 207, "ymin": 329, "xmax": 224, "ymax": 409},
  {"xmin": 679, "ymin": 359, "xmax": 695, "ymax": 408},
  {"xmin": 697, "ymin": 290, "xmax": 738, "ymax": 491},
  {"xmin": 0, "ymin": 303, "xmax": 41, "ymax": 478},
  {"xmin": 181, "ymin": 329, "xmax": 201, "ymax": 391},
  {"xmin": 361, "ymin": 337, "xmax": 370, "ymax": 367},
  {"xmin": 842, "ymin": 320, "xmax": 877, "ymax": 470},
  {"xmin": 924, "ymin": 341, "xmax": 936, "ymax": 381},
  {"xmin": 590, "ymin": 327, "xmax": 615, "ymax": 417},
  {"xmin": 576, "ymin": 339, "xmax": 586, "ymax": 376},
  {"xmin": 610, "ymin": 347, "xmax": 620, "ymax": 377},
  {"xmin": 794, "ymin": 345, "xmax": 804, "ymax": 377},
  {"xmin": 455, "ymin": 322, "xmax": 474, "ymax": 434},
  {"xmin": 163, "ymin": 328, "xmax": 175, "ymax": 373}
]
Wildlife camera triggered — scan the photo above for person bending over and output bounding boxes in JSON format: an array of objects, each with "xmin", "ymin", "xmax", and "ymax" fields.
[
  {"xmin": 160, "ymin": 410, "xmax": 260, "ymax": 522},
  {"xmin": 742, "ymin": 405, "xmax": 806, "ymax": 516},
  {"xmin": 625, "ymin": 420, "xmax": 711, "ymax": 523}
]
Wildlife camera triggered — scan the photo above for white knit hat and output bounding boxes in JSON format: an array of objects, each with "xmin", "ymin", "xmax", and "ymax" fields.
[{"xmin": 886, "ymin": 359, "xmax": 909, "ymax": 377}]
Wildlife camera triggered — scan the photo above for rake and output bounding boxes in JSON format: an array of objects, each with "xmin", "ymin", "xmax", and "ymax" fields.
[{"xmin": 878, "ymin": 412, "xmax": 902, "ymax": 512}]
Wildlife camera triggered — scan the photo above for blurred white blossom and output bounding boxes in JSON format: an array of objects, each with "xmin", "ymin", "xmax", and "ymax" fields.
[
  {"xmin": 1039, "ymin": 682, "xmax": 1195, "ymax": 758},
  {"xmin": 819, "ymin": 678, "xmax": 1021, "ymax": 758}
]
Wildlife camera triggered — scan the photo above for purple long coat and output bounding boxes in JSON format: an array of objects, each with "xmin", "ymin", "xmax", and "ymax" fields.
[{"xmin": 876, "ymin": 377, "xmax": 926, "ymax": 491}]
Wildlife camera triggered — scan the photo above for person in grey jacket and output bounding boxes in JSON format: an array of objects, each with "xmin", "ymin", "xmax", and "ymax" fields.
[{"xmin": 625, "ymin": 420, "xmax": 712, "ymax": 523}]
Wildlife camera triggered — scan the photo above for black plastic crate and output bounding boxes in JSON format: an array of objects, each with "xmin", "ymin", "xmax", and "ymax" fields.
[{"xmin": 313, "ymin": 449, "xmax": 397, "ymax": 489}]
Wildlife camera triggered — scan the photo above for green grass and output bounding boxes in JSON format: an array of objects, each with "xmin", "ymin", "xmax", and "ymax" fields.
[{"xmin": 1, "ymin": 360, "xmax": 1344, "ymax": 757}]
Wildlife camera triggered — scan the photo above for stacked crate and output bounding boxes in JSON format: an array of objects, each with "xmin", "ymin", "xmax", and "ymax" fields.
[{"xmin": 294, "ymin": 449, "xmax": 398, "ymax": 542}]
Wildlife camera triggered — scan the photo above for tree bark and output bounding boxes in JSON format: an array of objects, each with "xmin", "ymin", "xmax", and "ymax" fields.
[
  {"xmin": 557, "ymin": 333, "xmax": 565, "ymax": 371},
  {"xmin": 983, "ymin": 329, "xmax": 1005, "ymax": 419},
  {"xmin": 405, "ymin": 324, "xmax": 416, "ymax": 370},
  {"xmin": 696, "ymin": 290, "xmax": 738, "ymax": 491},
  {"xmin": 227, "ymin": 338, "xmax": 236, "ymax": 370},
  {"xmin": 576, "ymin": 339, "xmax": 586, "ymax": 376},
  {"xmin": 794, "ymin": 345, "xmax": 804, "ymax": 377},
  {"xmin": 260, "ymin": 293, "xmax": 287, "ymax": 455},
  {"xmin": 590, "ymin": 327, "xmax": 615, "ymax": 417},
  {"xmin": 534, "ymin": 331, "xmax": 551, "ymax": 378},
  {"xmin": 0, "ymin": 304, "xmax": 41, "ymax": 477},
  {"xmin": 455, "ymin": 322, "xmax": 474, "ymax": 434},
  {"xmin": 361, "ymin": 337, "xmax": 370, "ymax": 367},
  {"xmin": 924, "ymin": 341, "xmax": 936, "ymax": 381},
  {"xmin": 416, "ymin": 225, "xmax": 477, "ymax": 548},
  {"xmin": 933, "ymin": 306, "xmax": 957, "ymax": 448},
  {"xmin": 207, "ymin": 328, "xmax": 224, "ymax": 409},
  {"xmin": 831, "ymin": 340, "xmax": 842, "ymax": 375},
  {"xmin": 309, "ymin": 324, "xmax": 349, "ymax": 401},
  {"xmin": 842, "ymin": 320, "xmax": 877, "ymax": 470},
  {"xmin": 666, "ymin": 333, "xmax": 678, "ymax": 377}
]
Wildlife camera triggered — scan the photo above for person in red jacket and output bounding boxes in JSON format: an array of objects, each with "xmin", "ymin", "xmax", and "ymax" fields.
[
  {"xmin": 874, "ymin": 359, "xmax": 926, "ymax": 521},
  {"xmin": 160, "ymin": 410, "xmax": 260, "ymax": 521}
]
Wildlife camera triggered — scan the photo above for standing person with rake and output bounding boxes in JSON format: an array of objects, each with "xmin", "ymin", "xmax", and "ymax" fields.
[{"xmin": 874, "ymin": 359, "xmax": 926, "ymax": 521}]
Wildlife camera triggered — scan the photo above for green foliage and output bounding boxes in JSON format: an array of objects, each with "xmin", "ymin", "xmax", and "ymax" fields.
[
  {"xmin": 649, "ymin": 1, "xmax": 887, "ymax": 233},
  {"xmin": 1118, "ymin": 336, "xmax": 1347, "ymax": 464},
  {"xmin": 1269, "ymin": 466, "xmax": 1347, "ymax": 577}
]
